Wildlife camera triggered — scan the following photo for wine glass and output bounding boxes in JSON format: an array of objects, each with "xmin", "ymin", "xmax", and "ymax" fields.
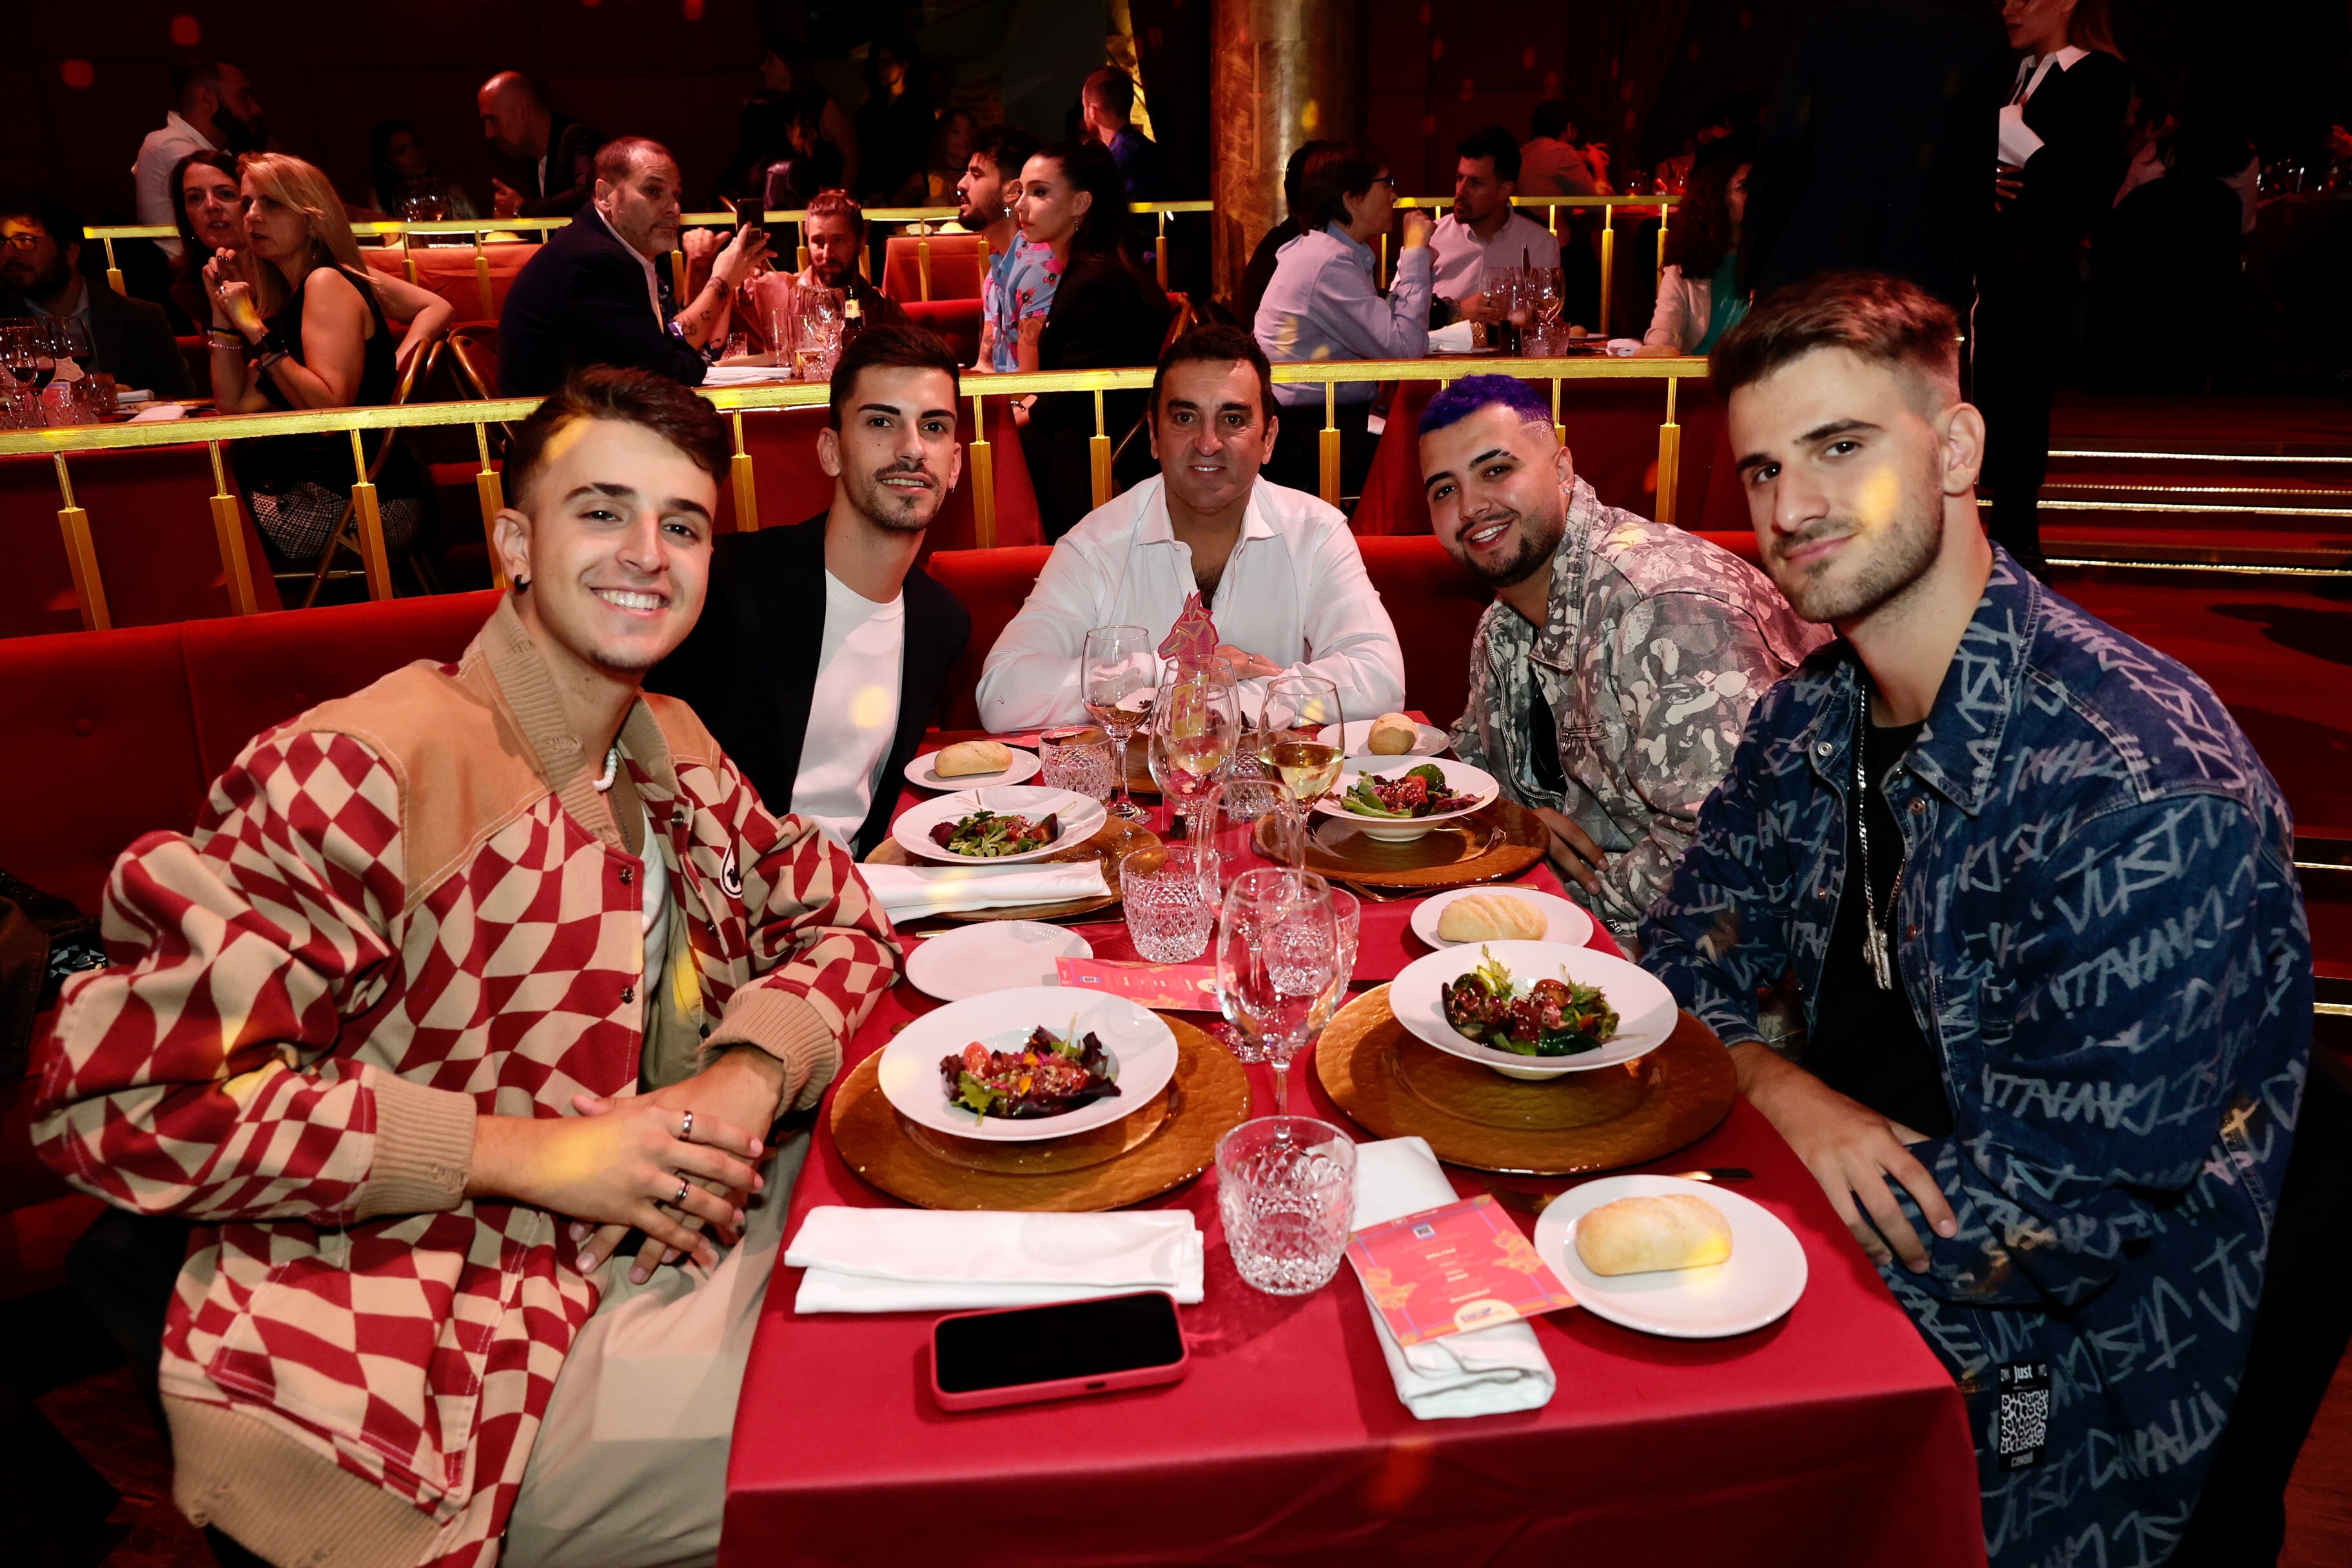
[
  {"xmin": 55, "ymin": 318, "xmax": 94, "ymax": 376},
  {"xmin": 5, "ymin": 320, "xmax": 58, "ymax": 395},
  {"xmin": 1193, "ymin": 775, "xmax": 1305, "ymax": 909},
  {"xmin": 1311, "ymin": 888, "xmax": 1362, "ymax": 1035},
  {"xmin": 1214, "ymin": 869, "xmax": 1338, "ymax": 1117},
  {"xmin": 1083, "ymin": 624, "xmax": 1157, "ymax": 821},
  {"xmin": 1146, "ymin": 664, "xmax": 1239, "ymax": 838},
  {"xmin": 1254, "ymin": 674, "xmax": 1343, "ymax": 808},
  {"xmin": 1530, "ymin": 267, "xmax": 1565, "ymax": 329}
]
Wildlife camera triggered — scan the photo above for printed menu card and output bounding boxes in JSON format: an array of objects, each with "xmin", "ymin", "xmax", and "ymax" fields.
[{"xmin": 1346, "ymin": 1195, "xmax": 1578, "ymax": 1345}]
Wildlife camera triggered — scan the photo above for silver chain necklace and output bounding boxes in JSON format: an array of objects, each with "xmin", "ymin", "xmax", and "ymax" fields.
[{"xmin": 1853, "ymin": 692, "xmax": 1899, "ymax": 991}]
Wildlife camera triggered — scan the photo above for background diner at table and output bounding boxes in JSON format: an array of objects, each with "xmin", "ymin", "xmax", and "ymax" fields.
[{"xmin": 4, "ymin": 6, "xmax": 2351, "ymax": 1568}]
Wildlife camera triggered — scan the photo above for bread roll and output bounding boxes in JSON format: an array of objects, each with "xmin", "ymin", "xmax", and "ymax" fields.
[
  {"xmin": 1366, "ymin": 713, "xmax": 1420, "ymax": 755},
  {"xmin": 1573, "ymin": 1194, "xmax": 1733, "ymax": 1276},
  {"xmin": 934, "ymin": 741, "xmax": 1014, "ymax": 778},
  {"xmin": 1435, "ymin": 893, "xmax": 1549, "ymax": 943}
]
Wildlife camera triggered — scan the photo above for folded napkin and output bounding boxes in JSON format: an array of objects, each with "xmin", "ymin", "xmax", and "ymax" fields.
[
  {"xmin": 128, "ymin": 402, "xmax": 190, "ymax": 422},
  {"xmin": 1604, "ymin": 338, "xmax": 1643, "ymax": 357},
  {"xmin": 861, "ymin": 861, "xmax": 1108, "ymax": 919},
  {"xmin": 1429, "ymin": 320, "xmax": 1478, "ymax": 353},
  {"xmin": 700, "ymin": 362, "xmax": 795, "ymax": 387},
  {"xmin": 1351, "ymin": 1138, "xmax": 1558, "ymax": 1420},
  {"xmin": 787, "ymin": 1206, "xmax": 1204, "ymax": 1312}
]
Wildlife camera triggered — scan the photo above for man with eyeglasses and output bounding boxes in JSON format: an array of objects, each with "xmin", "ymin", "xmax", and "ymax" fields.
[{"xmin": 0, "ymin": 193, "xmax": 193, "ymax": 398}]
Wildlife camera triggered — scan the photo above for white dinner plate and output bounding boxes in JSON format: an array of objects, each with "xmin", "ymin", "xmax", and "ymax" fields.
[
  {"xmin": 1316, "ymin": 718, "xmax": 1449, "ymax": 763},
  {"xmin": 891, "ymin": 785, "xmax": 1108, "ymax": 865},
  {"xmin": 1534, "ymin": 1175, "xmax": 1808, "ymax": 1339},
  {"xmin": 904, "ymin": 922, "xmax": 1093, "ymax": 1003},
  {"xmin": 902, "ymin": 745, "xmax": 1041, "ymax": 792},
  {"xmin": 875, "ymin": 986, "xmax": 1179, "ymax": 1142},
  {"xmin": 1409, "ymin": 887, "xmax": 1594, "ymax": 951},
  {"xmin": 1311, "ymin": 757, "xmax": 1500, "ymax": 843},
  {"xmin": 1387, "ymin": 939, "xmax": 1676, "ymax": 1077}
]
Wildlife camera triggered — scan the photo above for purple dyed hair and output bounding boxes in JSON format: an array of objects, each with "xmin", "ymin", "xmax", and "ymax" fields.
[{"xmin": 1419, "ymin": 374, "xmax": 1554, "ymax": 436}]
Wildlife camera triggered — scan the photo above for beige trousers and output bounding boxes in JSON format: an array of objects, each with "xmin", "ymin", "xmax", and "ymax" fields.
[{"xmin": 501, "ymin": 1133, "xmax": 806, "ymax": 1568}]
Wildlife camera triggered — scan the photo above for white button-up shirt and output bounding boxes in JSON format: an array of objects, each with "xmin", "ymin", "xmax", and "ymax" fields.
[
  {"xmin": 1253, "ymin": 223, "xmax": 1434, "ymax": 407},
  {"xmin": 132, "ymin": 112, "xmax": 214, "ymax": 259},
  {"xmin": 1429, "ymin": 211, "xmax": 1563, "ymax": 302},
  {"xmin": 589, "ymin": 204, "xmax": 667, "ymax": 328},
  {"xmin": 976, "ymin": 473, "xmax": 1407, "ymax": 730}
]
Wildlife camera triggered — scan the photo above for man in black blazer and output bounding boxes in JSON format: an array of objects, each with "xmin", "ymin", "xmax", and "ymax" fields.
[
  {"xmin": 0, "ymin": 195, "xmax": 194, "ymax": 398},
  {"xmin": 1742, "ymin": 0, "xmax": 2011, "ymax": 318},
  {"xmin": 498, "ymin": 137, "xmax": 769, "ymax": 397},
  {"xmin": 479, "ymin": 72, "xmax": 605, "ymax": 219},
  {"xmin": 649, "ymin": 326, "xmax": 972, "ymax": 856}
]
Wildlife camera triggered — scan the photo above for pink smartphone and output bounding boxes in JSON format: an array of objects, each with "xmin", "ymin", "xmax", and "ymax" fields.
[{"xmin": 930, "ymin": 1290, "xmax": 1190, "ymax": 1413}]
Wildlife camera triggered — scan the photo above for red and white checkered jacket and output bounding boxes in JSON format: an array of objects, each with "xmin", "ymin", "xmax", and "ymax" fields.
[{"xmin": 33, "ymin": 598, "xmax": 901, "ymax": 1568}]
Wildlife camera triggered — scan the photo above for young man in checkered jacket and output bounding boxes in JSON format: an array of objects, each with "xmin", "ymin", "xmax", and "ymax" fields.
[{"xmin": 34, "ymin": 367, "xmax": 903, "ymax": 1568}]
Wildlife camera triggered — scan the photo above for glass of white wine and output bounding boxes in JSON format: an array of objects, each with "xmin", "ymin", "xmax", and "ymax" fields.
[
  {"xmin": 1146, "ymin": 663, "xmax": 1239, "ymax": 837},
  {"xmin": 1083, "ymin": 624, "xmax": 1157, "ymax": 820},
  {"xmin": 1255, "ymin": 674, "xmax": 1344, "ymax": 807}
]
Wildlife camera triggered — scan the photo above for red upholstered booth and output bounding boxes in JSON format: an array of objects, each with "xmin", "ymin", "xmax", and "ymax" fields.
[
  {"xmin": 0, "ymin": 446, "xmax": 281, "ymax": 640},
  {"xmin": 900, "ymin": 299, "xmax": 983, "ymax": 369},
  {"xmin": 363, "ymin": 242, "xmax": 540, "ymax": 324},
  {"xmin": 726, "ymin": 394, "xmax": 1040, "ymax": 552},
  {"xmin": 882, "ymin": 233, "xmax": 985, "ymax": 302}
]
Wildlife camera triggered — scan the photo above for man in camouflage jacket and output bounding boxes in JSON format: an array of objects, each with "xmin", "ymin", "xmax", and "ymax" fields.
[
  {"xmin": 35, "ymin": 370, "xmax": 903, "ymax": 1568},
  {"xmin": 1641, "ymin": 275, "xmax": 2309, "ymax": 1563},
  {"xmin": 1424, "ymin": 375, "xmax": 1822, "ymax": 945}
]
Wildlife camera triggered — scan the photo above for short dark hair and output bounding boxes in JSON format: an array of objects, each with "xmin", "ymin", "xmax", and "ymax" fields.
[
  {"xmin": 1531, "ymin": 99, "xmax": 1572, "ymax": 141},
  {"xmin": 1297, "ymin": 142, "xmax": 1387, "ymax": 233},
  {"xmin": 1282, "ymin": 139, "xmax": 1329, "ymax": 220},
  {"xmin": 1457, "ymin": 125, "xmax": 1521, "ymax": 184},
  {"xmin": 803, "ymin": 187, "xmax": 865, "ymax": 239},
  {"xmin": 1083, "ymin": 67, "xmax": 1137, "ymax": 123},
  {"xmin": 827, "ymin": 324, "xmax": 962, "ymax": 430},
  {"xmin": 1421, "ymin": 373, "xmax": 1552, "ymax": 436},
  {"xmin": 1150, "ymin": 324, "xmax": 1275, "ymax": 425},
  {"xmin": 505, "ymin": 367, "xmax": 731, "ymax": 512},
  {"xmin": 593, "ymin": 136, "xmax": 671, "ymax": 187},
  {"xmin": 172, "ymin": 61, "xmax": 233, "ymax": 112},
  {"xmin": 0, "ymin": 191, "xmax": 85, "ymax": 257},
  {"xmin": 1709, "ymin": 271, "xmax": 1961, "ymax": 402},
  {"xmin": 972, "ymin": 124, "xmax": 1039, "ymax": 183}
]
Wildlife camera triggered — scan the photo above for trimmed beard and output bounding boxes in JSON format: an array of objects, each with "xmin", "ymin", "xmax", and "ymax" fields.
[
  {"xmin": 846, "ymin": 464, "xmax": 941, "ymax": 534},
  {"xmin": 1772, "ymin": 455, "xmax": 1947, "ymax": 624},
  {"xmin": 1453, "ymin": 508, "xmax": 1566, "ymax": 590}
]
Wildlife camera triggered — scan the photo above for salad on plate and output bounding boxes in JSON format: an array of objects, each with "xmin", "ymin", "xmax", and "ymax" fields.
[
  {"xmin": 1440, "ymin": 947, "xmax": 1620, "ymax": 1057},
  {"xmin": 931, "ymin": 808, "xmax": 1061, "ymax": 858},
  {"xmin": 1339, "ymin": 763, "xmax": 1482, "ymax": 819},
  {"xmin": 939, "ymin": 1024, "xmax": 1121, "ymax": 1122}
]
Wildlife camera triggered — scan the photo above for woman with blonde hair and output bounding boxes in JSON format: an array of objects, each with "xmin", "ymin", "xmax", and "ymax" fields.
[{"xmin": 206, "ymin": 152, "xmax": 448, "ymax": 560}]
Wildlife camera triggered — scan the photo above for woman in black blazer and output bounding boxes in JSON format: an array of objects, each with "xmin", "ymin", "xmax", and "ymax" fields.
[
  {"xmin": 1975, "ymin": 0, "xmax": 2130, "ymax": 575},
  {"xmin": 1014, "ymin": 140, "xmax": 1171, "ymax": 539}
]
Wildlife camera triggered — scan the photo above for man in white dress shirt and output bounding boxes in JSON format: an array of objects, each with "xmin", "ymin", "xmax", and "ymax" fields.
[
  {"xmin": 132, "ymin": 61, "xmax": 268, "ymax": 257},
  {"xmin": 978, "ymin": 324, "xmax": 1405, "ymax": 730},
  {"xmin": 1429, "ymin": 126, "xmax": 1562, "ymax": 325}
]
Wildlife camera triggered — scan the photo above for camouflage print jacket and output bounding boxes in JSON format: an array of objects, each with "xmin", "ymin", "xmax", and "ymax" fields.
[
  {"xmin": 1447, "ymin": 477, "xmax": 1823, "ymax": 942},
  {"xmin": 1638, "ymin": 551, "xmax": 2311, "ymax": 1565}
]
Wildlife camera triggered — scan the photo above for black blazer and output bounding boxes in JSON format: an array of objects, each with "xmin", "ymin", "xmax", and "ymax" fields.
[
  {"xmin": 519, "ymin": 114, "xmax": 605, "ymax": 218},
  {"xmin": 646, "ymin": 514, "xmax": 973, "ymax": 858},
  {"xmin": 498, "ymin": 210, "xmax": 709, "ymax": 397},
  {"xmin": 1994, "ymin": 49, "xmax": 2132, "ymax": 280},
  {"xmin": 1, "ymin": 282, "xmax": 195, "ymax": 398},
  {"xmin": 1745, "ymin": 0, "xmax": 2010, "ymax": 314}
]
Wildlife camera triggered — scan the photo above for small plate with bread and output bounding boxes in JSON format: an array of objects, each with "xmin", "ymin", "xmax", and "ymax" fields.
[
  {"xmin": 1410, "ymin": 887, "xmax": 1594, "ymax": 952},
  {"xmin": 1533, "ymin": 1174, "xmax": 1807, "ymax": 1338},
  {"xmin": 1318, "ymin": 713, "xmax": 1448, "ymax": 762},
  {"xmin": 905, "ymin": 740, "xmax": 1041, "ymax": 792}
]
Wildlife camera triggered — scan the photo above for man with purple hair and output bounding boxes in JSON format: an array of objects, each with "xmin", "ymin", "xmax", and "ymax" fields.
[{"xmin": 1421, "ymin": 374, "xmax": 1821, "ymax": 948}]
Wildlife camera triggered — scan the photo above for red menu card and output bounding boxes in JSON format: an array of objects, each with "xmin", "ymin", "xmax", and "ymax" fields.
[
  {"xmin": 1056, "ymin": 957, "xmax": 1220, "ymax": 1012},
  {"xmin": 1345, "ymin": 1195, "xmax": 1578, "ymax": 1345}
]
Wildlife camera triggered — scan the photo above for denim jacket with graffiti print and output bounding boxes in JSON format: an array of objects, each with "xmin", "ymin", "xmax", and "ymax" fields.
[{"xmin": 1638, "ymin": 549, "xmax": 2311, "ymax": 1567}]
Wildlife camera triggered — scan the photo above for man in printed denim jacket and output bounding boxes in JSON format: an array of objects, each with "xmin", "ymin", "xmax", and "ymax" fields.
[{"xmin": 1639, "ymin": 272, "xmax": 2311, "ymax": 1565}]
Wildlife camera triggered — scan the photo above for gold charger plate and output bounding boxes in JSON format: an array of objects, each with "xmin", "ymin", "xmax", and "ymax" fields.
[
  {"xmin": 1315, "ymin": 985, "xmax": 1736, "ymax": 1174},
  {"xmin": 830, "ymin": 1015, "xmax": 1250, "ymax": 1210},
  {"xmin": 865, "ymin": 816, "xmax": 1159, "ymax": 923},
  {"xmin": 1290, "ymin": 798, "xmax": 1548, "ymax": 890}
]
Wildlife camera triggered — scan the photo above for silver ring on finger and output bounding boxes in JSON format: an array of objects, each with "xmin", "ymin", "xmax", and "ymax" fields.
[
  {"xmin": 674, "ymin": 1176, "xmax": 691, "ymax": 1206},
  {"xmin": 680, "ymin": 1108, "xmax": 694, "ymax": 1141}
]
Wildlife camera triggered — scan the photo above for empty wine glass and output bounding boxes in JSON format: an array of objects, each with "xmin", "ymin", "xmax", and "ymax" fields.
[
  {"xmin": 1214, "ymin": 868, "xmax": 1338, "ymax": 1117},
  {"xmin": 1312, "ymin": 888, "xmax": 1362, "ymax": 1033},
  {"xmin": 1083, "ymin": 624, "xmax": 1157, "ymax": 821},
  {"xmin": 1254, "ymin": 674, "xmax": 1343, "ymax": 808},
  {"xmin": 1193, "ymin": 775, "xmax": 1305, "ymax": 909},
  {"xmin": 1147, "ymin": 664, "xmax": 1239, "ymax": 838}
]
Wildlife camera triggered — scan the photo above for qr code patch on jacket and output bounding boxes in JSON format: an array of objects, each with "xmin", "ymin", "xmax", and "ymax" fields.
[{"xmin": 1995, "ymin": 1360, "xmax": 2052, "ymax": 1470}]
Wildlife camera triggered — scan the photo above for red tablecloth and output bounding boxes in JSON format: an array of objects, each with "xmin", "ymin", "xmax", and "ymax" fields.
[{"xmin": 720, "ymin": 765, "xmax": 1984, "ymax": 1568}]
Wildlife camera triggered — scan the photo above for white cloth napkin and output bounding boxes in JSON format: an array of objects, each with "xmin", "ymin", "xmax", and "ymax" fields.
[
  {"xmin": 1429, "ymin": 320, "xmax": 1478, "ymax": 353},
  {"xmin": 127, "ymin": 402, "xmax": 190, "ymax": 422},
  {"xmin": 1350, "ymin": 1137, "xmax": 1558, "ymax": 1420},
  {"xmin": 786, "ymin": 1206, "xmax": 1204, "ymax": 1312},
  {"xmin": 1604, "ymin": 338, "xmax": 1643, "ymax": 357},
  {"xmin": 700, "ymin": 362, "xmax": 796, "ymax": 387},
  {"xmin": 861, "ymin": 861, "xmax": 1108, "ymax": 919},
  {"xmin": 1997, "ymin": 103, "xmax": 2046, "ymax": 166}
]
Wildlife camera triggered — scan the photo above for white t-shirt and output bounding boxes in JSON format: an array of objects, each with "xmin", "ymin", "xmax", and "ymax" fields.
[{"xmin": 793, "ymin": 569, "xmax": 906, "ymax": 847}]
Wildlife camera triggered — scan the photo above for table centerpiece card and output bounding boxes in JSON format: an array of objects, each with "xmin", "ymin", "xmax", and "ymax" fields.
[
  {"xmin": 1346, "ymin": 1194, "xmax": 1577, "ymax": 1346},
  {"xmin": 1055, "ymin": 956, "xmax": 1220, "ymax": 1012}
]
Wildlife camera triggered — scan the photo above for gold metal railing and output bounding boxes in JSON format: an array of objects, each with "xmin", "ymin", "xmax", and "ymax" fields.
[{"xmin": 0, "ymin": 355, "xmax": 1704, "ymax": 629}]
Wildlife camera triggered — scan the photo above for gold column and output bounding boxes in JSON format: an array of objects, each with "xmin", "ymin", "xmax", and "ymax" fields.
[
  {"xmin": 206, "ymin": 442, "xmax": 257, "ymax": 616},
  {"xmin": 474, "ymin": 231, "xmax": 494, "ymax": 319},
  {"xmin": 967, "ymin": 393, "xmax": 997, "ymax": 548},
  {"xmin": 1089, "ymin": 389, "xmax": 1113, "ymax": 510},
  {"xmin": 52, "ymin": 455, "xmax": 109, "ymax": 631},
  {"xmin": 730, "ymin": 413, "xmax": 760, "ymax": 532},
  {"xmin": 347, "ymin": 430, "xmax": 394, "ymax": 600},
  {"xmin": 1210, "ymin": 0, "xmax": 1367, "ymax": 302},
  {"xmin": 1654, "ymin": 377, "xmax": 1683, "ymax": 529},
  {"xmin": 475, "ymin": 424, "xmax": 509, "ymax": 590}
]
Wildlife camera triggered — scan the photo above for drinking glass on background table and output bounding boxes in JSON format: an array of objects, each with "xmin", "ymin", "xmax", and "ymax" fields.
[
  {"xmin": 1217, "ymin": 1117, "xmax": 1357, "ymax": 1296},
  {"xmin": 1214, "ymin": 868, "xmax": 1338, "ymax": 1116},
  {"xmin": 1254, "ymin": 674, "xmax": 1342, "ymax": 807},
  {"xmin": 1083, "ymin": 624, "xmax": 1157, "ymax": 820},
  {"xmin": 1037, "ymin": 725, "xmax": 1115, "ymax": 803},
  {"xmin": 1192, "ymin": 776, "xmax": 1304, "ymax": 907},
  {"xmin": 1147, "ymin": 664, "xmax": 1239, "ymax": 838},
  {"xmin": 1120, "ymin": 843, "xmax": 1215, "ymax": 961}
]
